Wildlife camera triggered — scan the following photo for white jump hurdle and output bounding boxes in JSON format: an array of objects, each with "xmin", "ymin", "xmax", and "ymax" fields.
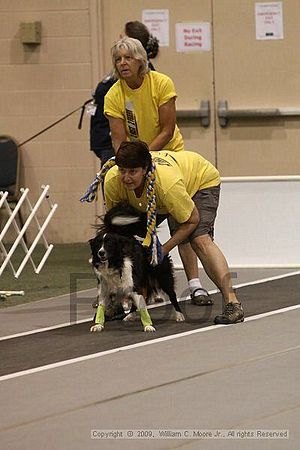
[{"xmin": 0, "ymin": 185, "xmax": 57, "ymax": 298}]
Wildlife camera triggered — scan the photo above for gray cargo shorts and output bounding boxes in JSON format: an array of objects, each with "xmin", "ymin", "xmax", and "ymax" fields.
[{"xmin": 167, "ymin": 184, "xmax": 221, "ymax": 243}]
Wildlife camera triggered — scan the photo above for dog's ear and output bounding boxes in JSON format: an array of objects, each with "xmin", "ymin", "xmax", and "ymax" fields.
[
  {"xmin": 89, "ymin": 236, "xmax": 100, "ymax": 253},
  {"xmin": 88, "ymin": 238, "xmax": 94, "ymax": 250}
]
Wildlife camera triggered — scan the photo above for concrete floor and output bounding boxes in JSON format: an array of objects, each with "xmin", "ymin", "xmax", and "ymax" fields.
[
  {"xmin": 0, "ymin": 269, "xmax": 299, "ymax": 450},
  {"xmin": 0, "ymin": 267, "xmax": 297, "ymax": 337}
]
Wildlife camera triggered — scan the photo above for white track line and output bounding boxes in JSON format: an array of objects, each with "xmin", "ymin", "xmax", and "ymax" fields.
[
  {"xmin": 0, "ymin": 318, "xmax": 91, "ymax": 342},
  {"xmin": 1, "ymin": 303, "xmax": 300, "ymax": 382},
  {"xmin": 1, "ymin": 269, "xmax": 300, "ymax": 342},
  {"xmin": 230, "ymin": 269, "xmax": 300, "ymax": 289}
]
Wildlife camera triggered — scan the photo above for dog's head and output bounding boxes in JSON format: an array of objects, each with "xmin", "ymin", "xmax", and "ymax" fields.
[{"xmin": 89, "ymin": 232, "xmax": 134, "ymax": 270}]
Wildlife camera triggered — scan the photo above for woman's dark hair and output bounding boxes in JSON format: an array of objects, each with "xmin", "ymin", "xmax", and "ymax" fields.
[
  {"xmin": 125, "ymin": 21, "xmax": 159, "ymax": 59},
  {"xmin": 115, "ymin": 141, "xmax": 152, "ymax": 170}
]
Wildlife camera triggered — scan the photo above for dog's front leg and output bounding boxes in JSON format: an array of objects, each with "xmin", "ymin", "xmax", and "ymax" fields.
[
  {"xmin": 132, "ymin": 293, "xmax": 156, "ymax": 332},
  {"xmin": 90, "ymin": 302, "xmax": 106, "ymax": 332},
  {"xmin": 90, "ymin": 272, "xmax": 108, "ymax": 332},
  {"xmin": 90, "ymin": 281, "xmax": 107, "ymax": 332}
]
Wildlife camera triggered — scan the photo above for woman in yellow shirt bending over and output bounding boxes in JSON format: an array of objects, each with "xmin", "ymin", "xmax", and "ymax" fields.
[{"xmin": 82, "ymin": 140, "xmax": 244, "ymax": 325}]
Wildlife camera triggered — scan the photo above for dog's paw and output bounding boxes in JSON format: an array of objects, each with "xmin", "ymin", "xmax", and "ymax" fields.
[
  {"xmin": 123, "ymin": 312, "xmax": 138, "ymax": 322},
  {"xmin": 144, "ymin": 325, "xmax": 156, "ymax": 332},
  {"xmin": 176, "ymin": 312, "xmax": 185, "ymax": 322},
  {"xmin": 90, "ymin": 324, "xmax": 104, "ymax": 332}
]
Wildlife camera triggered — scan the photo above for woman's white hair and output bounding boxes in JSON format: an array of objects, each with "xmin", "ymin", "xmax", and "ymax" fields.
[{"xmin": 111, "ymin": 37, "xmax": 150, "ymax": 79}]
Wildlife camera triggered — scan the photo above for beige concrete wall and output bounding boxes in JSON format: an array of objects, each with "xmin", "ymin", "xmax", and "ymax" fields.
[
  {"xmin": 0, "ymin": 0, "xmax": 102, "ymax": 243},
  {"xmin": 2, "ymin": 0, "xmax": 299, "ymax": 244},
  {"xmin": 213, "ymin": 0, "xmax": 300, "ymax": 176}
]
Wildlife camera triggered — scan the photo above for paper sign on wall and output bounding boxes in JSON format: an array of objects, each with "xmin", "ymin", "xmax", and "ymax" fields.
[
  {"xmin": 142, "ymin": 9, "xmax": 169, "ymax": 47},
  {"xmin": 175, "ymin": 22, "xmax": 211, "ymax": 52},
  {"xmin": 255, "ymin": 2, "xmax": 284, "ymax": 40}
]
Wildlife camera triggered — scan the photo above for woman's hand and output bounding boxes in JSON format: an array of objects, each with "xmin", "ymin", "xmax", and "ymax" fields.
[{"xmin": 163, "ymin": 207, "xmax": 199, "ymax": 254}]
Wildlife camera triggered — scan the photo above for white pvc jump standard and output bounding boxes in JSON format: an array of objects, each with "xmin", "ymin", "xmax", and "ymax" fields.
[{"xmin": 0, "ymin": 185, "xmax": 57, "ymax": 298}]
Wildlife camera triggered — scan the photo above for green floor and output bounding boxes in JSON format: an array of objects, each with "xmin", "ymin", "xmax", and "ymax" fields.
[{"xmin": 0, "ymin": 243, "xmax": 96, "ymax": 308}]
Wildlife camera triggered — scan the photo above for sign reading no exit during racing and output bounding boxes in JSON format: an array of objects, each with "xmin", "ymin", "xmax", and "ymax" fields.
[{"xmin": 175, "ymin": 22, "xmax": 211, "ymax": 52}]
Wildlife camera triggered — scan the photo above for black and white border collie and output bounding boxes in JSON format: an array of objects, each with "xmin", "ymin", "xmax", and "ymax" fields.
[{"xmin": 89, "ymin": 203, "xmax": 185, "ymax": 332}]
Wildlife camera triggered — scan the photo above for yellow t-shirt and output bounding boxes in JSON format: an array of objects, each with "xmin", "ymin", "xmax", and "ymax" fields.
[
  {"xmin": 104, "ymin": 71, "xmax": 184, "ymax": 152},
  {"xmin": 104, "ymin": 151, "xmax": 221, "ymax": 223}
]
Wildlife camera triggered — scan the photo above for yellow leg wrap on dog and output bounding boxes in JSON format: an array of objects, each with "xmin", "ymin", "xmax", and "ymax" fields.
[
  {"xmin": 95, "ymin": 305, "xmax": 105, "ymax": 325},
  {"xmin": 140, "ymin": 308, "xmax": 153, "ymax": 328}
]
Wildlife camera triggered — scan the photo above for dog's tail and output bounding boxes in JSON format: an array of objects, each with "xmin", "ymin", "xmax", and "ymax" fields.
[
  {"xmin": 110, "ymin": 215, "xmax": 140, "ymax": 226},
  {"xmin": 100, "ymin": 203, "xmax": 147, "ymax": 237}
]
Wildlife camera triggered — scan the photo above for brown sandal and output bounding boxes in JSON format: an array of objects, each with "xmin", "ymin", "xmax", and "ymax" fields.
[{"xmin": 191, "ymin": 289, "xmax": 214, "ymax": 306}]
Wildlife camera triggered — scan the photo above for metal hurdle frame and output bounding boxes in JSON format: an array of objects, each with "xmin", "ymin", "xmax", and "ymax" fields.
[{"xmin": 0, "ymin": 185, "xmax": 57, "ymax": 298}]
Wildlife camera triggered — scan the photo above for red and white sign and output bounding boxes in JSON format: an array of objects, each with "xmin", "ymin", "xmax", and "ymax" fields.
[{"xmin": 175, "ymin": 22, "xmax": 211, "ymax": 52}]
